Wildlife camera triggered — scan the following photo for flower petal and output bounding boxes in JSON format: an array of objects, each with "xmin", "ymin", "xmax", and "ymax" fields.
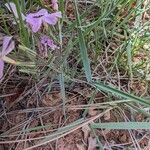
[
  {"xmin": 5, "ymin": 2, "xmax": 25, "ymax": 20},
  {"xmin": 0, "ymin": 60, "xmax": 4, "ymax": 79},
  {"xmin": 31, "ymin": 19, "xmax": 42, "ymax": 33},
  {"xmin": 34, "ymin": 9, "xmax": 48, "ymax": 17},
  {"xmin": 52, "ymin": 12, "xmax": 62, "ymax": 18},
  {"xmin": 51, "ymin": 0, "xmax": 58, "ymax": 3},
  {"xmin": 26, "ymin": 15, "xmax": 42, "ymax": 32},
  {"xmin": 2, "ymin": 36, "xmax": 15, "ymax": 56},
  {"xmin": 40, "ymin": 35, "xmax": 58, "ymax": 50},
  {"xmin": 26, "ymin": 9, "xmax": 48, "ymax": 19},
  {"xmin": 44, "ymin": 12, "xmax": 62, "ymax": 25},
  {"xmin": 25, "ymin": 9, "xmax": 48, "ymax": 32},
  {"xmin": 51, "ymin": 0, "xmax": 58, "ymax": 10},
  {"xmin": 52, "ymin": 3, "xmax": 58, "ymax": 11}
]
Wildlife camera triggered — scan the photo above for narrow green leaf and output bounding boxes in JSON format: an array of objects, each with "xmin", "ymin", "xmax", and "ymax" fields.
[
  {"xmin": 91, "ymin": 122, "xmax": 150, "ymax": 129},
  {"xmin": 92, "ymin": 81, "xmax": 150, "ymax": 106},
  {"xmin": 74, "ymin": 0, "xmax": 92, "ymax": 82},
  {"xmin": 13, "ymin": 0, "xmax": 29, "ymax": 46},
  {"xmin": 126, "ymin": 41, "xmax": 133, "ymax": 82},
  {"xmin": 59, "ymin": 73, "xmax": 66, "ymax": 119}
]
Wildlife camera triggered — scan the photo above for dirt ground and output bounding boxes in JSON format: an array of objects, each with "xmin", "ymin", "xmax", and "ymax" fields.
[
  {"xmin": 0, "ymin": 0, "xmax": 150, "ymax": 149},
  {"xmin": 0, "ymin": 85, "xmax": 150, "ymax": 150}
]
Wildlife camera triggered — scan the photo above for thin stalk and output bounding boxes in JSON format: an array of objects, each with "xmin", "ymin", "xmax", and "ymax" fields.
[{"xmin": 13, "ymin": 0, "xmax": 29, "ymax": 46}]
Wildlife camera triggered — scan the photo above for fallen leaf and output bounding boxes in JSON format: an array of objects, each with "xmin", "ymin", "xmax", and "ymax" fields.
[
  {"xmin": 42, "ymin": 92, "xmax": 61, "ymax": 106},
  {"xmin": 76, "ymin": 143, "xmax": 86, "ymax": 150},
  {"xmin": 88, "ymin": 108, "xmax": 97, "ymax": 116},
  {"xmin": 103, "ymin": 110, "xmax": 111, "ymax": 120},
  {"xmin": 88, "ymin": 137, "xmax": 97, "ymax": 150},
  {"xmin": 73, "ymin": 88, "xmax": 91, "ymax": 97},
  {"xmin": 101, "ymin": 129, "xmax": 111, "ymax": 135},
  {"xmin": 82, "ymin": 125, "xmax": 91, "ymax": 142},
  {"xmin": 120, "ymin": 133, "xmax": 127, "ymax": 143}
]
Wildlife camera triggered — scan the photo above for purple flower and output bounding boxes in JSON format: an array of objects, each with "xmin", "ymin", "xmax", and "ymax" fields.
[
  {"xmin": 39, "ymin": 35, "xmax": 58, "ymax": 57},
  {"xmin": 25, "ymin": 9, "xmax": 62, "ymax": 33},
  {"xmin": 51, "ymin": 0, "xmax": 58, "ymax": 10},
  {"xmin": 41, "ymin": 35, "xmax": 58, "ymax": 50},
  {"xmin": 44, "ymin": 12, "xmax": 62, "ymax": 25},
  {"xmin": 5, "ymin": 2, "xmax": 25, "ymax": 21},
  {"xmin": 0, "ymin": 36, "xmax": 15, "ymax": 79}
]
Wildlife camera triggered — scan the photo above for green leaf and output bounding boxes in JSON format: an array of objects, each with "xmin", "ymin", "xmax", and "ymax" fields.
[
  {"xmin": 91, "ymin": 122, "xmax": 150, "ymax": 129},
  {"xmin": 92, "ymin": 81, "xmax": 150, "ymax": 106},
  {"xmin": 126, "ymin": 41, "xmax": 133, "ymax": 81},
  {"xmin": 74, "ymin": 0, "xmax": 92, "ymax": 82}
]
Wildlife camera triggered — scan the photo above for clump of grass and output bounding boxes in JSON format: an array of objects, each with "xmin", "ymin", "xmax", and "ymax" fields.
[{"xmin": 0, "ymin": 0, "xmax": 150, "ymax": 149}]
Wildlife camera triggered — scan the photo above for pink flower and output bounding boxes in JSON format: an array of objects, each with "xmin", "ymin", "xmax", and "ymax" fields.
[
  {"xmin": 51, "ymin": 0, "xmax": 58, "ymax": 11},
  {"xmin": 25, "ymin": 9, "xmax": 62, "ymax": 33},
  {"xmin": 41, "ymin": 35, "xmax": 58, "ymax": 50},
  {"xmin": 25, "ymin": 9, "xmax": 47, "ymax": 33},
  {"xmin": 39, "ymin": 35, "xmax": 58, "ymax": 57},
  {"xmin": 0, "ymin": 36, "xmax": 15, "ymax": 79},
  {"xmin": 44, "ymin": 11, "xmax": 61, "ymax": 25}
]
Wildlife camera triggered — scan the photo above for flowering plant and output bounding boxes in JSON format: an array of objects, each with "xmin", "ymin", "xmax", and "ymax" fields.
[
  {"xmin": 0, "ymin": 1, "xmax": 62, "ymax": 79},
  {"xmin": 0, "ymin": 36, "xmax": 15, "ymax": 79}
]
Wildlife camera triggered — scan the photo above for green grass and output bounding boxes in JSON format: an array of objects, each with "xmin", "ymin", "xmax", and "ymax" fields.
[
  {"xmin": 0, "ymin": 0, "xmax": 150, "ymax": 149},
  {"xmin": 91, "ymin": 122, "xmax": 150, "ymax": 129}
]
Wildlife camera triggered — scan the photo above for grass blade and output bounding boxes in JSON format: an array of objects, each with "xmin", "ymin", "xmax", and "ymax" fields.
[
  {"xmin": 92, "ymin": 81, "xmax": 150, "ymax": 106},
  {"xmin": 74, "ymin": 0, "xmax": 92, "ymax": 82},
  {"xmin": 91, "ymin": 122, "xmax": 150, "ymax": 129},
  {"xmin": 13, "ymin": 0, "xmax": 29, "ymax": 46},
  {"xmin": 126, "ymin": 41, "xmax": 133, "ymax": 83},
  {"xmin": 59, "ymin": 73, "xmax": 66, "ymax": 119}
]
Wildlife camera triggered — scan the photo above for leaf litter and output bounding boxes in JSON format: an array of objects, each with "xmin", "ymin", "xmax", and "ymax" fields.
[{"xmin": 0, "ymin": 0, "xmax": 150, "ymax": 150}]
